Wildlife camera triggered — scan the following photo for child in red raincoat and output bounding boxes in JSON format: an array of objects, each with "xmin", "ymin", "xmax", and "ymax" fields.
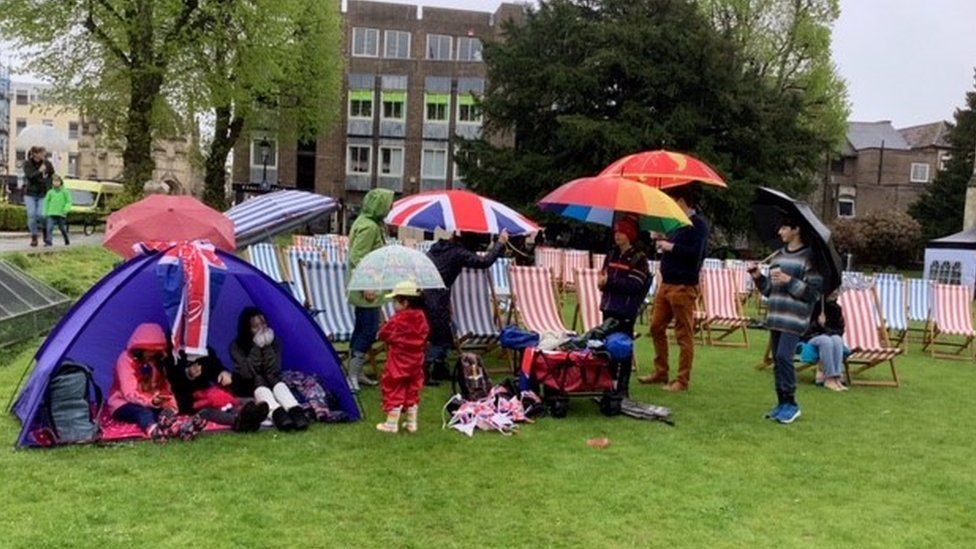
[{"xmin": 376, "ymin": 281, "xmax": 430, "ymax": 433}]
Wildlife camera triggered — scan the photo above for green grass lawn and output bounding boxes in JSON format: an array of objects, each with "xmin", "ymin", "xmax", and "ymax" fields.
[{"xmin": 0, "ymin": 249, "xmax": 974, "ymax": 547}]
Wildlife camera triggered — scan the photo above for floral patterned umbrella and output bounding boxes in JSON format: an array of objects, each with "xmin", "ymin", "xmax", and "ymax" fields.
[{"xmin": 347, "ymin": 245, "xmax": 445, "ymax": 292}]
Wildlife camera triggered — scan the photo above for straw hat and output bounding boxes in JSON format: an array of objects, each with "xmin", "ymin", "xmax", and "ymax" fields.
[{"xmin": 384, "ymin": 280, "xmax": 421, "ymax": 299}]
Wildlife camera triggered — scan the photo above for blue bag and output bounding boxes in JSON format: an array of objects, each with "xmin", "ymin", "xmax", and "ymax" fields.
[
  {"xmin": 500, "ymin": 325, "xmax": 540, "ymax": 350},
  {"xmin": 605, "ymin": 333, "xmax": 634, "ymax": 362}
]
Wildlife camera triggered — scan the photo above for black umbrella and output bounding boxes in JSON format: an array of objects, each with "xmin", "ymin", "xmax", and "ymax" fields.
[{"xmin": 752, "ymin": 187, "xmax": 843, "ymax": 295}]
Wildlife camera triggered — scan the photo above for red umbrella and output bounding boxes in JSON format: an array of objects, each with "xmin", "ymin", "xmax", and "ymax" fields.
[
  {"xmin": 600, "ymin": 149, "xmax": 726, "ymax": 188},
  {"xmin": 104, "ymin": 195, "xmax": 235, "ymax": 258}
]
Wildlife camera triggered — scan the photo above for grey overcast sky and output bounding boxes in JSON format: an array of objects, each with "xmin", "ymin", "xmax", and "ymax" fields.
[{"xmin": 4, "ymin": 0, "xmax": 974, "ymax": 127}]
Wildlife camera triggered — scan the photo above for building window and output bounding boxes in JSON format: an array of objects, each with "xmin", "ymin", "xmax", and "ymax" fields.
[
  {"xmin": 381, "ymin": 91, "xmax": 406, "ymax": 120},
  {"xmin": 347, "ymin": 145, "xmax": 371, "ymax": 174},
  {"xmin": 426, "ymin": 34, "xmax": 453, "ymax": 60},
  {"xmin": 457, "ymin": 94, "xmax": 482, "ymax": 123},
  {"xmin": 68, "ymin": 122, "xmax": 80, "ymax": 140},
  {"xmin": 349, "ymin": 90, "xmax": 373, "ymax": 118},
  {"xmin": 42, "ymin": 119, "xmax": 54, "ymax": 127},
  {"xmin": 379, "ymin": 146, "xmax": 404, "ymax": 177},
  {"xmin": 837, "ymin": 197, "xmax": 855, "ymax": 218},
  {"xmin": 68, "ymin": 154, "xmax": 79, "ymax": 177},
  {"xmin": 384, "ymin": 30, "xmax": 411, "ymax": 59},
  {"xmin": 456, "ymin": 37, "xmax": 483, "ymax": 62},
  {"xmin": 424, "ymin": 93, "xmax": 450, "ymax": 122},
  {"xmin": 15, "ymin": 89, "xmax": 28, "ymax": 105},
  {"xmin": 910, "ymin": 162, "xmax": 930, "ymax": 183},
  {"xmin": 352, "ymin": 27, "xmax": 379, "ymax": 57},
  {"xmin": 939, "ymin": 153, "xmax": 951, "ymax": 171},
  {"xmin": 15, "ymin": 118, "xmax": 26, "ymax": 135},
  {"xmin": 250, "ymin": 139, "xmax": 278, "ymax": 168},
  {"xmin": 422, "ymin": 147, "xmax": 448, "ymax": 179}
]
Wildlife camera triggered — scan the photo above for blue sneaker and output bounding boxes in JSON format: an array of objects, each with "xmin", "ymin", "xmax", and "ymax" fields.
[
  {"xmin": 764, "ymin": 404, "xmax": 783, "ymax": 420},
  {"xmin": 776, "ymin": 403, "xmax": 801, "ymax": 424}
]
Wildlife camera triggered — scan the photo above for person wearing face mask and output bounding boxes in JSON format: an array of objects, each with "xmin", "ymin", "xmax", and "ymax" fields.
[{"xmin": 230, "ymin": 308, "xmax": 309, "ymax": 432}]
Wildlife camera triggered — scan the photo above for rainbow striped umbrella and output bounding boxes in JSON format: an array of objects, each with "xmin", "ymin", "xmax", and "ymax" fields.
[{"xmin": 538, "ymin": 176, "xmax": 691, "ymax": 234}]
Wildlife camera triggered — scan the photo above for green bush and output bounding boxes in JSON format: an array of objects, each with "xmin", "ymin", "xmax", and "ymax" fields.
[
  {"xmin": 0, "ymin": 204, "xmax": 29, "ymax": 232},
  {"xmin": 832, "ymin": 211, "xmax": 922, "ymax": 269}
]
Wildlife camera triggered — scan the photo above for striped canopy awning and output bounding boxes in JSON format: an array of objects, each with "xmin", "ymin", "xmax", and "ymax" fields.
[{"xmin": 225, "ymin": 190, "xmax": 338, "ymax": 249}]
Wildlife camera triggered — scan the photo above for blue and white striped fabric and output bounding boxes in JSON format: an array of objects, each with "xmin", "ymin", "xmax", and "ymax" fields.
[
  {"xmin": 490, "ymin": 257, "xmax": 512, "ymax": 297},
  {"xmin": 226, "ymin": 190, "xmax": 338, "ymax": 248},
  {"xmin": 874, "ymin": 273, "xmax": 908, "ymax": 331},
  {"xmin": 300, "ymin": 259, "xmax": 355, "ymax": 342},
  {"xmin": 703, "ymin": 258, "xmax": 723, "ymax": 270},
  {"xmin": 246, "ymin": 243, "xmax": 284, "ymax": 283},
  {"xmin": 451, "ymin": 268, "xmax": 500, "ymax": 347},
  {"xmin": 907, "ymin": 278, "xmax": 933, "ymax": 322},
  {"xmin": 381, "ymin": 301, "xmax": 396, "ymax": 323},
  {"xmin": 286, "ymin": 247, "xmax": 324, "ymax": 306}
]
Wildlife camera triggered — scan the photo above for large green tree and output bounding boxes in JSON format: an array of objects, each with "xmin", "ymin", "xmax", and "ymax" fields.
[
  {"xmin": 458, "ymin": 0, "xmax": 842, "ymax": 237},
  {"xmin": 909, "ymin": 79, "xmax": 976, "ymax": 241}
]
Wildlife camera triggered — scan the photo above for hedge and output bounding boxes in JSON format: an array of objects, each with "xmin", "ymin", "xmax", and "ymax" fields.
[{"xmin": 0, "ymin": 204, "xmax": 100, "ymax": 232}]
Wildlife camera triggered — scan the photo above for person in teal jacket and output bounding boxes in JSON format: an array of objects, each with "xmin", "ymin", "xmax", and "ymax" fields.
[
  {"xmin": 345, "ymin": 188, "xmax": 394, "ymax": 392},
  {"xmin": 43, "ymin": 175, "xmax": 72, "ymax": 246}
]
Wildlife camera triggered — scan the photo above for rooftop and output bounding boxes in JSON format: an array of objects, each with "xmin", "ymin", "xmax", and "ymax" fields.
[{"xmin": 846, "ymin": 121, "xmax": 911, "ymax": 151}]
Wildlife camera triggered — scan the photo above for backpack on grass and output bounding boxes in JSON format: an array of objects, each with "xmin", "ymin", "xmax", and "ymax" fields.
[
  {"xmin": 42, "ymin": 361, "xmax": 103, "ymax": 445},
  {"xmin": 451, "ymin": 352, "xmax": 492, "ymax": 401}
]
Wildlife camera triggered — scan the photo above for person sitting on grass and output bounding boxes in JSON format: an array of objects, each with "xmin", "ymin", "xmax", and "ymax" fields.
[
  {"xmin": 749, "ymin": 215, "xmax": 822, "ymax": 425},
  {"xmin": 376, "ymin": 281, "xmax": 430, "ymax": 434},
  {"xmin": 107, "ymin": 323, "xmax": 204, "ymax": 442},
  {"xmin": 230, "ymin": 308, "xmax": 310, "ymax": 433},
  {"xmin": 166, "ymin": 348, "xmax": 269, "ymax": 433},
  {"xmin": 803, "ymin": 291, "xmax": 848, "ymax": 392},
  {"xmin": 43, "ymin": 175, "xmax": 72, "ymax": 246}
]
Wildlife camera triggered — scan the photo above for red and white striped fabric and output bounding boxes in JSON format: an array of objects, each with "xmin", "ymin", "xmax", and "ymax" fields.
[
  {"xmin": 562, "ymin": 250, "xmax": 590, "ymax": 290},
  {"xmin": 575, "ymin": 268, "xmax": 604, "ymax": 332},
  {"xmin": 701, "ymin": 268, "xmax": 744, "ymax": 322},
  {"xmin": 535, "ymin": 247, "xmax": 564, "ymax": 283},
  {"xmin": 838, "ymin": 288, "xmax": 885, "ymax": 351},
  {"xmin": 510, "ymin": 266, "xmax": 569, "ymax": 334},
  {"xmin": 932, "ymin": 283, "xmax": 976, "ymax": 336},
  {"xmin": 385, "ymin": 190, "xmax": 540, "ymax": 235},
  {"xmin": 724, "ymin": 260, "xmax": 753, "ymax": 295},
  {"xmin": 292, "ymin": 234, "xmax": 319, "ymax": 248},
  {"xmin": 592, "ymin": 253, "xmax": 608, "ymax": 270}
]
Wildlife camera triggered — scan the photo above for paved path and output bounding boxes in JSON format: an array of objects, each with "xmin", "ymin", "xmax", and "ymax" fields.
[{"xmin": 0, "ymin": 231, "xmax": 103, "ymax": 253}]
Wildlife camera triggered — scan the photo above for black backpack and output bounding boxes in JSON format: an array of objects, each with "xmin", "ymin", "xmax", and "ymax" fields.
[
  {"xmin": 451, "ymin": 353, "xmax": 492, "ymax": 401},
  {"xmin": 44, "ymin": 361, "xmax": 103, "ymax": 445}
]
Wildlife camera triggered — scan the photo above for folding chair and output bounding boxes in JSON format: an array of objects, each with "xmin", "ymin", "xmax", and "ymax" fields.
[
  {"xmin": 906, "ymin": 278, "xmax": 932, "ymax": 343},
  {"xmin": 534, "ymin": 247, "xmax": 564, "ymax": 288},
  {"xmin": 874, "ymin": 273, "xmax": 908, "ymax": 348},
  {"xmin": 298, "ymin": 259, "xmax": 356, "ymax": 344},
  {"xmin": 509, "ymin": 265, "xmax": 571, "ymax": 335},
  {"xmin": 489, "ymin": 256, "xmax": 513, "ymax": 317},
  {"xmin": 451, "ymin": 268, "xmax": 502, "ymax": 352},
  {"xmin": 572, "ymin": 268, "xmax": 604, "ymax": 332},
  {"xmin": 561, "ymin": 250, "xmax": 590, "ymax": 292},
  {"xmin": 924, "ymin": 283, "xmax": 976, "ymax": 360},
  {"xmin": 698, "ymin": 268, "xmax": 750, "ymax": 347},
  {"xmin": 702, "ymin": 258, "xmax": 723, "ymax": 270},
  {"xmin": 837, "ymin": 287, "xmax": 902, "ymax": 387},
  {"xmin": 592, "ymin": 253, "xmax": 607, "ymax": 271},
  {"xmin": 285, "ymin": 246, "xmax": 325, "ymax": 307},
  {"xmin": 724, "ymin": 259, "xmax": 754, "ymax": 305},
  {"xmin": 245, "ymin": 243, "xmax": 286, "ymax": 284}
]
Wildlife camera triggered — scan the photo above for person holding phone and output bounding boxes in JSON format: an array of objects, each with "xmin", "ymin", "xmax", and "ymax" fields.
[
  {"xmin": 749, "ymin": 215, "xmax": 823, "ymax": 424},
  {"xmin": 22, "ymin": 146, "xmax": 55, "ymax": 248}
]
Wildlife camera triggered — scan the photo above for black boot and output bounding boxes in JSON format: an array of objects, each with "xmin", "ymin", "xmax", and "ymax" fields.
[
  {"xmin": 288, "ymin": 407, "xmax": 310, "ymax": 431},
  {"xmin": 272, "ymin": 407, "xmax": 296, "ymax": 432},
  {"xmin": 234, "ymin": 402, "xmax": 267, "ymax": 432},
  {"xmin": 424, "ymin": 363, "xmax": 441, "ymax": 387}
]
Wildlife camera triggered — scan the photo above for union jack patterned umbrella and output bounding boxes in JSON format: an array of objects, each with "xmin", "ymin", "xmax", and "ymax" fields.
[{"xmin": 385, "ymin": 190, "xmax": 539, "ymax": 236}]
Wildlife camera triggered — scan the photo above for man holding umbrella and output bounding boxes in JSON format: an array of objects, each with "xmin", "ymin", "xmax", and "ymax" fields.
[{"xmin": 22, "ymin": 146, "xmax": 55, "ymax": 248}]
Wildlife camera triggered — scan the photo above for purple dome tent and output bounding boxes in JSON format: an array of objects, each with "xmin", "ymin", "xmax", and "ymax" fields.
[{"xmin": 12, "ymin": 249, "xmax": 359, "ymax": 447}]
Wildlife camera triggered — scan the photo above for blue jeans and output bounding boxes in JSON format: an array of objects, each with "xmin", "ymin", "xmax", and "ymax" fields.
[
  {"xmin": 45, "ymin": 215, "xmax": 68, "ymax": 245},
  {"xmin": 24, "ymin": 195, "xmax": 45, "ymax": 237},
  {"xmin": 112, "ymin": 403, "xmax": 163, "ymax": 431},
  {"xmin": 809, "ymin": 334, "xmax": 845, "ymax": 378},
  {"xmin": 350, "ymin": 306, "xmax": 380, "ymax": 355},
  {"xmin": 770, "ymin": 330, "xmax": 801, "ymax": 403}
]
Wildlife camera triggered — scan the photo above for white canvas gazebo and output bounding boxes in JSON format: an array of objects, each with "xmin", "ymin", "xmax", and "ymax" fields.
[{"xmin": 924, "ymin": 228, "xmax": 976, "ymax": 287}]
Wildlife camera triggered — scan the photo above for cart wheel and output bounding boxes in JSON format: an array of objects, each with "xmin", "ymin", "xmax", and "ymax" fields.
[
  {"xmin": 83, "ymin": 223, "xmax": 95, "ymax": 236},
  {"xmin": 546, "ymin": 395, "xmax": 569, "ymax": 419}
]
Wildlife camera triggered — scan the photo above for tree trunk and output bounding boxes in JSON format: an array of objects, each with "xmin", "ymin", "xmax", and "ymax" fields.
[
  {"xmin": 203, "ymin": 106, "xmax": 244, "ymax": 210},
  {"xmin": 121, "ymin": 73, "xmax": 161, "ymax": 195}
]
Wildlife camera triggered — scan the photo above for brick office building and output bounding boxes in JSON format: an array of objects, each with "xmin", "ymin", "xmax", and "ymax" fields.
[{"xmin": 231, "ymin": 0, "xmax": 526, "ymax": 209}]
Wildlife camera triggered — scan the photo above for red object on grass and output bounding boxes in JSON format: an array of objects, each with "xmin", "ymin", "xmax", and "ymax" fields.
[{"xmin": 103, "ymin": 195, "xmax": 236, "ymax": 258}]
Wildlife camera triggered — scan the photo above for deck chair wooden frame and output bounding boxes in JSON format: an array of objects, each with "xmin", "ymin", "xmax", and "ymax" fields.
[
  {"xmin": 838, "ymin": 287, "xmax": 902, "ymax": 387},
  {"xmin": 697, "ymin": 268, "xmax": 750, "ymax": 347},
  {"xmin": 509, "ymin": 265, "xmax": 571, "ymax": 335},
  {"xmin": 923, "ymin": 283, "xmax": 976, "ymax": 360},
  {"xmin": 451, "ymin": 268, "xmax": 503, "ymax": 353}
]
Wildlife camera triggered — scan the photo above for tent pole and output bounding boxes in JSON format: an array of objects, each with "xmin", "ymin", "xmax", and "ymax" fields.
[{"xmin": 4, "ymin": 358, "xmax": 35, "ymax": 415}]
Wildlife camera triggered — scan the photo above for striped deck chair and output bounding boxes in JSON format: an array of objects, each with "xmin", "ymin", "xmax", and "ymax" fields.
[
  {"xmin": 725, "ymin": 259, "xmax": 754, "ymax": 303},
  {"xmin": 451, "ymin": 268, "xmax": 501, "ymax": 351},
  {"xmin": 640, "ymin": 260, "xmax": 661, "ymax": 325},
  {"xmin": 293, "ymin": 234, "xmax": 319, "ymax": 248},
  {"xmin": 842, "ymin": 270, "xmax": 870, "ymax": 290},
  {"xmin": 245, "ymin": 243, "xmax": 285, "ymax": 284},
  {"xmin": 702, "ymin": 258, "xmax": 723, "ymax": 270},
  {"xmin": 535, "ymin": 247, "xmax": 564, "ymax": 287},
  {"xmin": 592, "ymin": 253, "xmax": 607, "ymax": 270},
  {"xmin": 509, "ymin": 266, "xmax": 571, "ymax": 335},
  {"xmin": 698, "ymin": 268, "xmax": 750, "ymax": 347},
  {"xmin": 490, "ymin": 257, "xmax": 513, "ymax": 316},
  {"xmin": 298, "ymin": 259, "xmax": 356, "ymax": 344},
  {"xmin": 874, "ymin": 273, "xmax": 908, "ymax": 348},
  {"xmin": 906, "ymin": 278, "xmax": 932, "ymax": 342},
  {"xmin": 838, "ymin": 287, "xmax": 902, "ymax": 387},
  {"xmin": 572, "ymin": 268, "xmax": 604, "ymax": 332},
  {"xmin": 924, "ymin": 283, "xmax": 976, "ymax": 360},
  {"xmin": 285, "ymin": 246, "xmax": 325, "ymax": 307},
  {"xmin": 561, "ymin": 250, "xmax": 590, "ymax": 292}
]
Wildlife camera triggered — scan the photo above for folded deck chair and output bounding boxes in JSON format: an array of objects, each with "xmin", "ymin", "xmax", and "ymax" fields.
[
  {"xmin": 451, "ymin": 268, "xmax": 501, "ymax": 351},
  {"xmin": 561, "ymin": 250, "xmax": 590, "ymax": 292},
  {"xmin": 285, "ymin": 246, "xmax": 325, "ymax": 307},
  {"xmin": 874, "ymin": 273, "xmax": 908, "ymax": 348},
  {"xmin": 534, "ymin": 247, "xmax": 564, "ymax": 287},
  {"xmin": 702, "ymin": 258, "xmax": 723, "ymax": 270},
  {"xmin": 509, "ymin": 265, "xmax": 571, "ymax": 336},
  {"xmin": 298, "ymin": 258, "xmax": 356, "ymax": 344},
  {"xmin": 838, "ymin": 287, "xmax": 902, "ymax": 387},
  {"xmin": 698, "ymin": 268, "xmax": 750, "ymax": 347},
  {"xmin": 572, "ymin": 268, "xmax": 604, "ymax": 332},
  {"xmin": 924, "ymin": 283, "xmax": 976, "ymax": 360},
  {"xmin": 906, "ymin": 278, "xmax": 932, "ymax": 342},
  {"xmin": 246, "ymin": 243, "xmax": 286, "ymax": 284}
]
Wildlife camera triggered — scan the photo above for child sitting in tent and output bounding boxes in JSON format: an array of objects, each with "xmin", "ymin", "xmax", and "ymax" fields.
[
  {"xmin": 230, "ymin": 308, "xmax": 310, "ymax": 432},
  {"xmin": 107, "ymin": 323, "xmax": 204, "ymax": 442},
  {"xmin": 166, "ymin": 348, "xmax": 269, "ymax": 432},
  {"xmin": 376, "ymin": 281, "xmax": 429, "ymax": 433}
]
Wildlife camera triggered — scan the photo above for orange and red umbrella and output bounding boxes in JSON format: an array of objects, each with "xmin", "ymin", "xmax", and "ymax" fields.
[
  {"xmin": 104, "ymin": 195, "xmax": 236, "ymax": 258},
  {"xmin": 600, "ymin": 149, "xmax": 726, "ymax": 189}
]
